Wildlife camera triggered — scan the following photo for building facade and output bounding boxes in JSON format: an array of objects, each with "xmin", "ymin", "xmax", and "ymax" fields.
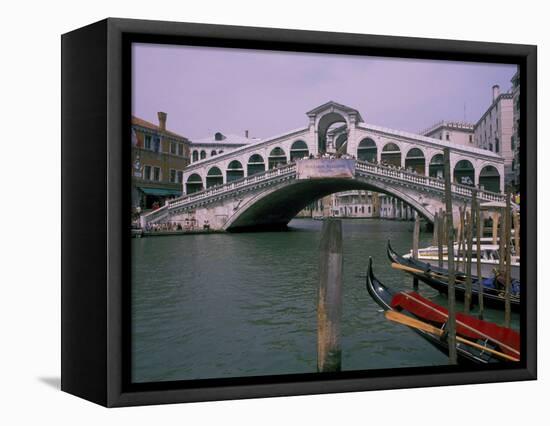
[
  {"xmin": 473, "ymin": 85, "xmax": 514, "ymax": 187},
  {"xmin": 421, "ymin": 121, "xmax": 475, "ymax": 147},
  {"xmin": 131, "ymin": 112, "xmax": 191, "ymax": 211},
  {"xmin": 511, "ymin": 71, "xmax": 520, "ymax": 190},
  {"xmin": 190, "ymin": 131, "xmax": 258, "ymax": 163},
  {"xmin": 298, "ymin": 190, "xmax": 415, "ymax": 221}
]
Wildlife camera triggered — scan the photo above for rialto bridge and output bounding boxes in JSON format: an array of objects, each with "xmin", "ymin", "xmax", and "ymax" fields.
[{"xmin": 141, "ymin": 101, "xmax": 506, "ymax": 231}]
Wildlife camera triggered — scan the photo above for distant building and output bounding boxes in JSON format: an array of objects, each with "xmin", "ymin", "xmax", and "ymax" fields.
[
  {"xmin": 189, "ymin": 131, "xmax": 259, "ymax": 163},
  {"xmin": 131, "ymin": 112, "xmax": 191, "ymax": 210},
  {"xmin": 421, "ymin": 121, "xmax": 475, "ymax": 147},
  {"xmin": 473, "ymin": 84, "xmax": 514, "ymax": 187},
  {"xmin": 332, "ymin": 191, "xmax": 379, "ymax": 218},
  {"xmin": 298, "ymin": 191, "xmax": 414, "ymax": 221},
  {"xmin": 511, "ymin": 70, "xmax": 520, "ymax": 189}
]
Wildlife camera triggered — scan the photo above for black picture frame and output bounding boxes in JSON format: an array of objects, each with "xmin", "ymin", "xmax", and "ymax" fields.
[{"xmin": 61, "ymin": 17, "xmax": 537, "ymax": 407}]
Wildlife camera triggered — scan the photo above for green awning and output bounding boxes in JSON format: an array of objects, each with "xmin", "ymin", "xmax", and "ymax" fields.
[{"xmin": 139, "ymin": 187, "xmax": 182, "ymax": 196}]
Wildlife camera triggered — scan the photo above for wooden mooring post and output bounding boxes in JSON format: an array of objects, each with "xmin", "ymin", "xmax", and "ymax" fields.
[
  {"xmin": 433, "ymin": 211, "xmax": 439, "ymax": 246},
  {"xmin": 492, "ymin": 212, "xmax": 499, "ymax": 245},
  {"xmin": 499, "ymin": 206, "xmax": 506, "ymax": 275},
  {"xmin": 412, "ymin": 214, "xmax": 420, "ymax": 290},
  {"xmin": 457, "ymin": 206, "xmax": 464, "ymax": 273},
  {"xmin": 464, "ymin": 209, "xmax": 473, "ymax": 314},
  {"xmin": 513, "ymin": 210, "xmax": 520, "ymax": 259},
  {"xmin": 438, "ymin": 208, "xmax": 444, "ymax": 268},
  {"xmin": 317, "ymin": 219, "xmax": 343, "ymax": 373},
  {"xmin": 504, "ymin": 190, "xmax": 512, "ymax": 327},
  {"xmin": 443, "ymin": 148, "xmax": 457, "ymax": 364},
  {"xmin": 472, "ymin": 189, "xmax": 484, "ymax": 319}
]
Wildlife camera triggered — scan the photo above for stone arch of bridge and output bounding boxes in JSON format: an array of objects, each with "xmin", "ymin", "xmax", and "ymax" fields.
[{"xmin": 223, "ymin": 175, "xmax": 434, "ymax": 232}]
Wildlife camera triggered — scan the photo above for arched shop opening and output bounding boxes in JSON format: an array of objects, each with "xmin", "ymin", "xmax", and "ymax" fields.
[
  {"xmin": 226, "ymin": 160, "xmax": 244, "ymax": 182},
  {"xmin": 290, "ymin": 140, "xmax": 309, "ymax": 161},
  {"xmin": 268, "ymin": 147, "xmax": 287, "ymax": 169},
  {"xmin": 429, "ymin": 154, "xmax": 444, "ymax": 179},
  {"xmin": 381, "ymin": 143, "xmax": 401, "ymax": 167},
  {"xmin": 453, "ymin": 159, "xmax": 475, "ymax": 186},
  {"xmin": 192, "ymin": 151, "xmax": 199, "ymax": 162},
  {"xmin": 247, "ymin": 154, "xmax": 266, "ymax": 176},
  {"xmin": 405, "ymin": 148, "xmax": 426, "ymax": 174},
  {"xmin": 186, "ymin": 173, "xmax": 203, "ymax": 194},
  {"xmin": 479, "ymin": 165, "xmax": 501, "ymax": 192},
  {"xmin": 206, "ymin": 166, "xmax": 223, "ymax": 188},
  {"xmin": 357, "ymin": 138, "xmax": 377, "ymax": 162},
  {"xmin": 200, "ymin": 150, "xmax": 207, "ymax": 160}
]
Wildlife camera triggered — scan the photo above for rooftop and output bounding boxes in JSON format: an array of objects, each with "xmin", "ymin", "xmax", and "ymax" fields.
[
  {"xmin": 191, "ymin": 132, "xmax": 260, "ymax": 146},
  {"xmin": 420, "ymin": 121, "xmax": 475, "ymax": 136},
  {"xmin": 131, "ymin": 116, "xmax": 189, "ymax": 141}
]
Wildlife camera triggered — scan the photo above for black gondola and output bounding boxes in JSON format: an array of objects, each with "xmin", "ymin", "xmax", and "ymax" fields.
[
  {"xmin": 365, "ymin": 258, "xmax": 515, "ymax": 364},
  {"xmin": 387, "ymin": 242, "xmax": 520, "ymax": 312}
]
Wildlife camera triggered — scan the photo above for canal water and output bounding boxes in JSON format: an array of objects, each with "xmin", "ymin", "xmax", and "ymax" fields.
[{"xmin": 131, "ymin": 218, "xmax": 519, "ymax": 383}]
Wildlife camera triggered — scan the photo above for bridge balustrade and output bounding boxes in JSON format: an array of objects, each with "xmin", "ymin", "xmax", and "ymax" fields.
[{"xmin": 141, "ymin": 159, "xmax": 507, "ymax": 227}]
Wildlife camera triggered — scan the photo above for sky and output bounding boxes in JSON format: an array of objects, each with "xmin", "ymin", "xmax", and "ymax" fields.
[{"xmin": 132, "ymin": 43, "xmax": 517, "ymax": 140}]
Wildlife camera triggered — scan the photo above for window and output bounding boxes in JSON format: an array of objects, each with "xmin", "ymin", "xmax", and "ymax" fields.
[
  {"xmin": 177, "ymin": 170, "xmax": 183, "ymax": 183},
  {"xmin": 170, "ymin": 142, "xmax": 177, "ymax": 154},
  {"xmin": 469, "ymin": 135, "xmax": 473, "ymax": 143},
  {"xmin": 153, "ymin": 167, "xmax": 161, "ymax": 181},
  {"xmin": 170, "ymin": 169, "xmax": 176, "ymax": 183},
  {"xmin": 445, "ymin": 133, "xmax": 450, "ymax": 141},
  {"xmin": 178, "ymin": 143, "xmax": 184, "ymax": 156},
  {"xmin": 153, "ymin": 137, "xmax": 161, "ymax": 153},
  {"xmin": 495, "ymin": 138, "xmax": 500, "ymax": 153},
  {"xmin": 144, "ymin": 135, "xmax": 152, "ymax": 150},
  {"xmin": 143, "ymin": 165, "xmax": 152, "ymax": 180}
]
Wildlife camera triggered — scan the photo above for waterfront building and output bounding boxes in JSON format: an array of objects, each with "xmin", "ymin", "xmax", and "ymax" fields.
[
  {"xmin": 189, "ymin": 131, "xmax": 258, "ymax": 163},
  {"xmin": 421, "ymin": 121, "xmax": 475, "ymax": 147},
  {"xmin": 298, "ymin": 191, "xmax": 414, "ymax": 221},
  {"xmin": 473, "ymin": 84, "xmax": 514, "ymax": 187},
  {"xmin": 131, "ymin": 112, "xmax": 191, "ymax": 210},
  {"xmin": 511, "ymin": 71, "xmax": 520, "ymax": 190},
  {"xmin": 331, "ymin": 191, "xmax": 381, "ymax": 218}
]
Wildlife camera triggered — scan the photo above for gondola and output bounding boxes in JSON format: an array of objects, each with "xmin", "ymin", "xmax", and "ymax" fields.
[
  {"xmin": 365, "ymin": 258, "xmax": 520, "ymax": 364},
  {"xmin": 387, "ymin": 242, "xmax": 520, "ymax": 312}
]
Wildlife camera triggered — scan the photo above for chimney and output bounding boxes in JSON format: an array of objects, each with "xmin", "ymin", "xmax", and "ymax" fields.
[
  {"xmin": 245, "ymin": 130, "xmax": 249, "ymax": 138},
  {"xmin": 492, "ymin": 85, "xmax": 500, "ymax": 102},
  {"xmin": 157, "ymin": 111, "xmax": 167, "ymax": 131}
]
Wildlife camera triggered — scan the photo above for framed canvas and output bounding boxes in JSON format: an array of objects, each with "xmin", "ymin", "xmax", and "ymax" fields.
[{"xmin": 61, "ymin": 18, "xmax": 537, "ymax": 407}]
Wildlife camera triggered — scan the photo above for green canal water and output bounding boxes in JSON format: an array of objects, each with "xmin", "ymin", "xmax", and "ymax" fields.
[{"xmin": 131, "ymin": 218, "xmax": 519, "ymax": 383}]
